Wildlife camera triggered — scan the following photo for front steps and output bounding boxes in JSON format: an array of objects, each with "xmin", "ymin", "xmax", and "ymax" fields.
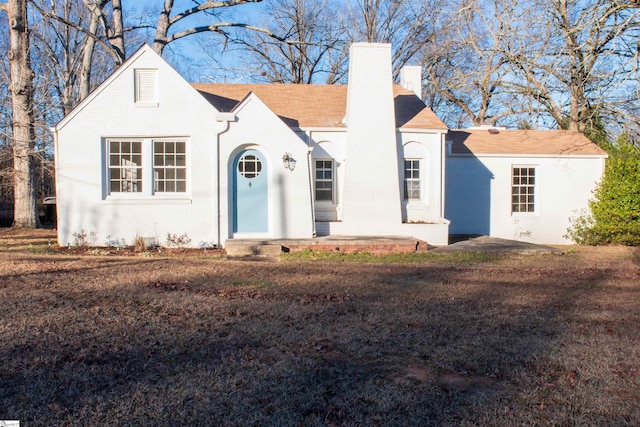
[
  {"xmin": 224, "ymin": 240, "xmax": 283, "ymax": 258},
  {"xmin": 225, "ymin": 236, "xmax": 429, "ymax": 259}
]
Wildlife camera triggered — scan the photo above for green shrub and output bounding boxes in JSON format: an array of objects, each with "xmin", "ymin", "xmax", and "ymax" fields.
[{"xmin": 566, "ymin": 137, "xmax": 640, "ymax": 245}]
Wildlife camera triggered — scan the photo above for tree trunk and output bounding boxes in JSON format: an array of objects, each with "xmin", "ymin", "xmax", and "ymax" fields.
[
  {"xmin": 80, "ymin": 2, "xmax": 101, "ymax": 101},
  {"xmin": 152, "ymin": 0, "xmax": 174, "ymax": 55},
  {"xmin": 3, "ymin": 0, "xmax": 39, "ymax": 228},
  {"xmin": 109, "ymin": 0, "xmax": 125, "ymax": 65}
]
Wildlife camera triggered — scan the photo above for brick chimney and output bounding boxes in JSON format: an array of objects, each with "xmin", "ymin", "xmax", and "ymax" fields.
[
  {"xmin": 400, "ymin": 66, "xmax": 422, "ymax": 98},
  {"xmin": 341, "ymin": 43, "xmax": 402, "ymax": 236}
]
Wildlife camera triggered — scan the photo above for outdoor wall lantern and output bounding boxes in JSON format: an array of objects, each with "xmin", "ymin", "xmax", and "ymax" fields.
[{"xmin": 282, "ymin": 153, "xmax": 297, "ymax": 171}]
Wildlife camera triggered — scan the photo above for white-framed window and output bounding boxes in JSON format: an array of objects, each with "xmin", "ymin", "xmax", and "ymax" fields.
[
  {"xmin": 512, "ymin": 166, "xmax": 535, "ymax": 213},
  {"xmin": 314, "ymin": 159, "xmax": 334, "ymax": 202},
  {"xmin": 238, "ymin": 154, "xmax": 263, "ymax": 179},
  {"xmin": 403, "ymin": 159, "xmax": 421, "ymax": 200},
  {"xmin": 109, "ymin": 140, "xmax": 143, "ymax": 193},
  {"xmin": 134, "ymin": 69, "xmax": 158, "ymax": 105},
  {"xmin": 106, "ymin": 138, "xmax": 188, "ymax": 196},
  {"xmin": 154, "ymin": 140, "xmax": 186, "ymax": 192}
]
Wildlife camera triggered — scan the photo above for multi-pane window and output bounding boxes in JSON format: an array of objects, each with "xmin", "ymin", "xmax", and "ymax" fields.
[
  {"xmin": 512, "ymin": 167, "xmax": 535, "ymax": 213},
  {"xmin": 107, "ymin": 138, "xmax": 188, "ymax": 196},
  {"xmin": 238, "ymin": 154, "xmax": 262, "ymax": 178},
  {"xmin": 154, "ymin": 141, "xmax": 186, "ymax": 192},
  {"xmin": 109, "ymin": 140, "xmax": 142, "ymax": 192},
  {"xmin": 404, "ymin": 159, "xmax": 420, "ymax": 200},
  {"xmin": 315, "ymin": 160, "xmax": 333, "ymax": 202}
]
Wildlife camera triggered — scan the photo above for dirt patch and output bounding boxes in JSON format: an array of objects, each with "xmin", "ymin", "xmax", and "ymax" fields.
[{"xmin": 1, "ymin": 227, "xmax": 640, "ymax": 425}]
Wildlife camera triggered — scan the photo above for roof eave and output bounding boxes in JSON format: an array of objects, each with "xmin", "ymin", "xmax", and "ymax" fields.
[
  {"xmin": 399, "ymin": 127, "xmax": 449, "ymax": 133},
  {"xmin": 448, "ymin": 152, "xmax": 609, "ymax": 158}
]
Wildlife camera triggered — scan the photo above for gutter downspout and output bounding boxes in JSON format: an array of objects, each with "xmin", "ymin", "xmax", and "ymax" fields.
[
  {"xmin": 50, "ymin": 126, "xmax": 60, "ymax": 239},
  {"xmin": 215, "ymin": 113, "xmax": 235, "ymax": 248},
  {"xmin": 306, "ymin": 138, "xmax": 316, "ymax": 237},
  {"xmin": 441, "ymin": 132, "xmax": 447, "ymax": 219}
]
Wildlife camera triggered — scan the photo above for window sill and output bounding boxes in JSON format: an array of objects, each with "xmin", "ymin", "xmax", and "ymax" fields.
[
  {"xmin": 511, "ymin": 212, "xmax": 539, "ymax": 217},
  {"xmin": 104, "ymin": 196, "xmax": 192, "ymax": 205}
]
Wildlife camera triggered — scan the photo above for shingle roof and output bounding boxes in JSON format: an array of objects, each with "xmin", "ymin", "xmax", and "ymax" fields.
[
  {"xmin": 191, "ymin": 83, "xmax": 447, "ymax": 130},
  {"xmin": 448, "ymin": 129, "xmax": 608, "ymax": 156}
]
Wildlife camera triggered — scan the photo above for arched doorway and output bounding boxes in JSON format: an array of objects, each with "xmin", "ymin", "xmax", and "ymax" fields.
[{"xmin": 232, "ymin": 149, "xmax": 268, "ymax": 233}]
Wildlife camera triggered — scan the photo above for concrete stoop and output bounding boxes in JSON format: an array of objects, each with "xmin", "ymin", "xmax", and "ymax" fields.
[
  {"xmin": 225, "ymin": 236, "xmax": 429, "ymax": 259},
  {"xmin": 224, "ymin": 240, "xmax": 283, "ymax": 258}
]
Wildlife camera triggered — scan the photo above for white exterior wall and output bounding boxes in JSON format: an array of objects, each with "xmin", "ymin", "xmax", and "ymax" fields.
[
  {"xmin": 308, "ymin": 130, "xmax": 347, "ymax": 222},
  {"xmin": 218, "ymin": 95, "xmax": 314, "ymax": 245},
  {"xmin": 55, "ymin": 47, "xmax": 223, "ymax": 247},
  {"xmin": 309, "ymin": 128, "xmax": 450, "ymax": 245},
  {"xmin": 446, "ymin": 154, "xmax": 606, "ymax": 244},
  {"xmin": 400, "ymin": 221, "xmax": 450, "ymax": 246},
  {"xmin": 399, "ymin": 131, "xmax": 446, "ymax": 223}
]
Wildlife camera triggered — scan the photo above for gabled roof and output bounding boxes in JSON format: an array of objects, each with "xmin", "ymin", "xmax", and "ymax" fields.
[
  {"xmin": 448, "ymin": 129, "xmax": 608, "ymax": 156},
  {"xmin": 192, "ymin": 83, "xmax": 447, "ymax": 130},
  {"xmin": 56, "ymin": 44, "xmax": 216, "ymax": 131}
]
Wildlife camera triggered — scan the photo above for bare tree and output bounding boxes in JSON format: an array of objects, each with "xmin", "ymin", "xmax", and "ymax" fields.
[
  {"xmin": 31, "ymin": 0, "xmax": 96, "ymax": 115},
  {"xmin": 421, "ymin": 0, "xmax": 518, "ymax": 128},
  {"xmin": 31, "ymin": 0, "xmax": 125, "ymax": 70},
  {"xmin": 79, "ymin": 0, "xmax": 124, "ymax": 98},
  {"xmin": 221, "ymin": 0, "xmax": 441, "ymax": 84},
  {"xmin": 0, "ymin": 19, "xmax": 15, "ymax": 224},
  {"xmin": 225, "ymin": 0, "xmax": 348, "ymax": 84},
  {"xmin": 1, "ymin": 0, "xmax": 275, "ymax": 228},
  {"xmin": 150, "ymin": 0, "xmax": 295, "ymax": 56},
  {"xmin": 345, "ymin": 0, "xmax": 439, "ymax": 76},
  {"xmin": 503, "ymin": 0, "xmax": 640, "ymax": 133},
  {"xmin": 419, "ymin": 0, "xmax": 639, "ymax": 135},
  {"xmin": 29, "ymin": 0, "xmax": 126, "ymax": 112},
  {"xmin": 28, "ymin": 0, "xmax": 109, "ymax": 215},
  {"xmin": 0, "ymin": 0, "xmax": 39, "ymax": 227},
  {"xmin": 35, "ymin": 0, "xmax": 290, "ymax": 85}
]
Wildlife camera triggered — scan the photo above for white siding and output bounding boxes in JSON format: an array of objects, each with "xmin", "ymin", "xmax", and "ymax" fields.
[
  {"xmin": 218, "ymin": 95, "xmax": 314, "ymax": 246},
  {"xmin": 446, "ymin": 154, "xmax": 605, "ymax": 244},
  {"xmin": 309, "ymin": 133, "xmax": 346, "ymax": 222},
  {"xmin": 56, "ymin": 46, "xmax": 222, "ymax": 247},
  {"xmin": 398, "ymin": 132, "xmax": 444, "ymax": 223}
]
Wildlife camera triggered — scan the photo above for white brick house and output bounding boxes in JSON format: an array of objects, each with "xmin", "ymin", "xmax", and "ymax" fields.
[{"xmin": 53, "ymin": 43, "xmax": 606, "ymax": 247}]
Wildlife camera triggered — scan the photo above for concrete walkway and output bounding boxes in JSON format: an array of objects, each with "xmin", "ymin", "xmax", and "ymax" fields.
[
  {"xmin": 430, "ymin": 236, "xmax": 562, "ymax": 254},
  {"xmin": 225, "ymin": 235, "xmax": 562, "ymax": 258}
]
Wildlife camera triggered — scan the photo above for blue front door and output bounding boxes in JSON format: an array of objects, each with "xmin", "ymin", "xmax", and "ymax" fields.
[{"xmin": 233, "ymin": 149, "xmax": 268, "ymax": 233}]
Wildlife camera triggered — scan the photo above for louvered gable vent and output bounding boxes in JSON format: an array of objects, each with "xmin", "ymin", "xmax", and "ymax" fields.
[{"xmin": 135, "ymin": 69, "xmax": 158, "ymax": 104}]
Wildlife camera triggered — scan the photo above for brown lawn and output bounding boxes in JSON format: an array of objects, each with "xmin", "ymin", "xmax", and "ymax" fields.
[{"xmin": 1, "ymin": 228, "xmax": 639, "ymax": 426}]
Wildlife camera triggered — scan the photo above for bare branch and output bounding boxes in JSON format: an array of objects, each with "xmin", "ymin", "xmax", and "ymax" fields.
[
  {"xmin": 168, "ymin": 22, "xmax": 293, "ymax": 45},
  {"xmin": 169, "ymin": 0, "xmax": 263, "ymax": 25},
  {"xmin": 30, "ymin": 1, "xmax": 122, "ymax": 65}
]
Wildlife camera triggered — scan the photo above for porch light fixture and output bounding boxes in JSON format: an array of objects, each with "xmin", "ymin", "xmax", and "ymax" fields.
[{"xmin": 282, "ymin": 153, "xmax": 297, "ymax": 171}]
